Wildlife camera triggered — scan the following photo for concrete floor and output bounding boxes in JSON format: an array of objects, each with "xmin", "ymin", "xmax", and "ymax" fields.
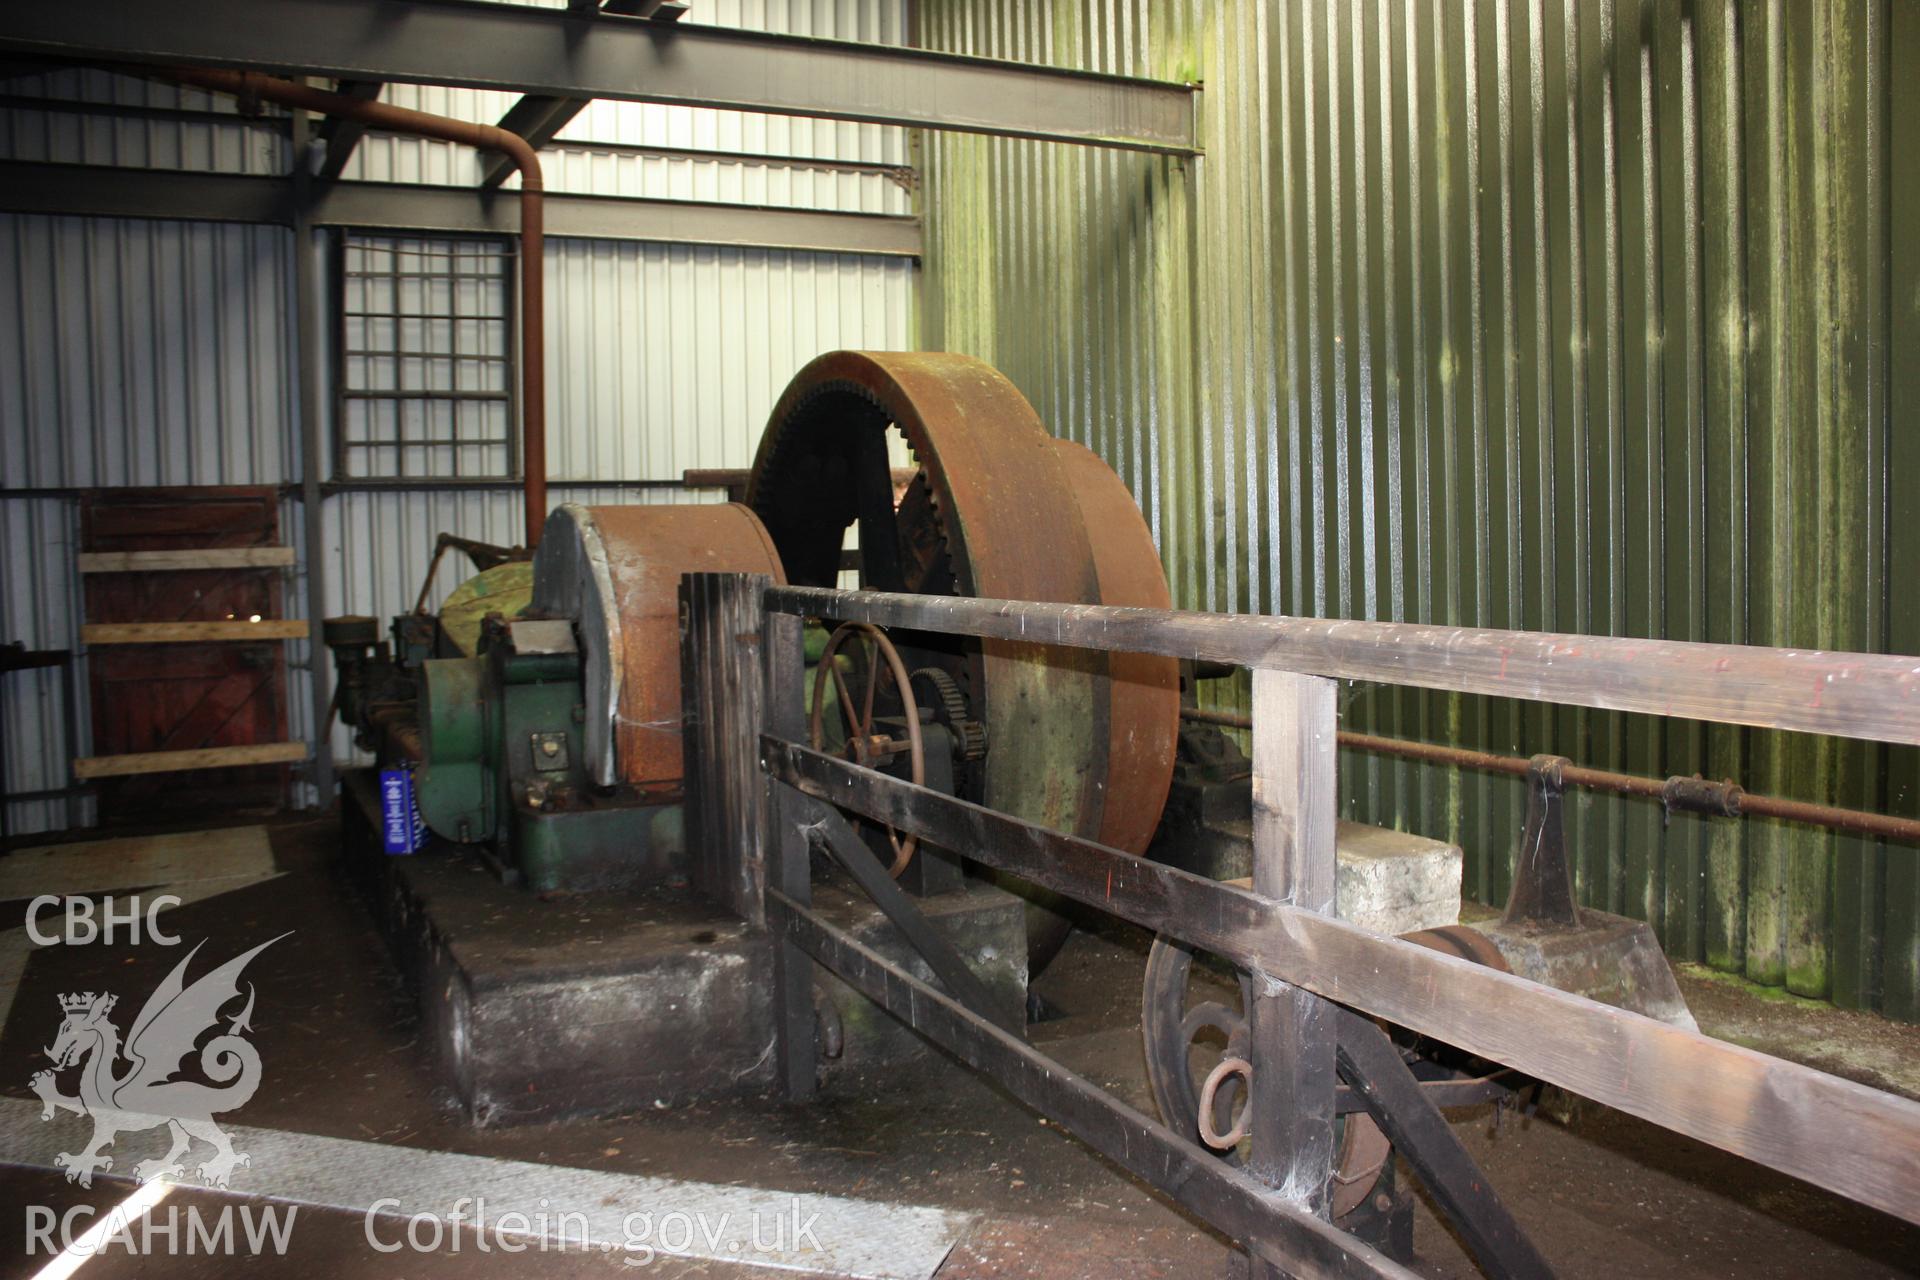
[{"xmin": 1, "ymin": 817, "xmax": 1916, "ymax": 1278}]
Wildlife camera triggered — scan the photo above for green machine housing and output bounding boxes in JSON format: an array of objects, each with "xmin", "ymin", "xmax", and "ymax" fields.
[
  {"xmin": 325, "ymin": 558, "xmax": 682, "ymax": 894},
  {"xmin": 414, "ymin": 615, "xmax": 683, "ymax": 892}
]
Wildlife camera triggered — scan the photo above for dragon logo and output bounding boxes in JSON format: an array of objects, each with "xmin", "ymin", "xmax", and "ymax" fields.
[{"xmin": 29, "ymin": 935, "xmax": 285, "ymax": 1188}]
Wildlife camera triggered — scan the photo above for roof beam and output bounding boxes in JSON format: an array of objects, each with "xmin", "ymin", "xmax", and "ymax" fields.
[
  {"xmin": 313, "ymin": 78, "xmax": 383, "ymax": 181},
  {"xmin": 481, "ymin": 0, "xmax": 687, "ymax": 189},
  {"xmin": 482, "ymin": 93, "xmax": 588, "ymax": 188},
  {"xmin": 0, "ymin": 0, "xmax": 1197, "ymax": 153},
  {"xmin": 0, "ymin": 162, "xmax": 921, "ymax": 256}
]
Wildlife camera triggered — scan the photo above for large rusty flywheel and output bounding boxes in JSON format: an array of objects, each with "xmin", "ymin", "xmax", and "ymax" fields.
[{"xmin": 746, "ymin": 351, "xmax": 1180, "ymax": 903}]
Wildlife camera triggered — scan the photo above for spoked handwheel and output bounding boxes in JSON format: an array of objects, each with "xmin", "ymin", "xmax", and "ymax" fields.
[
  {"xmin": 808, "ymin": 621, "xmax": 924, "ymax": 877},
  {"xmin": 1141, "ymin": 938, "xmax": 1392, "ymax": 1218}
]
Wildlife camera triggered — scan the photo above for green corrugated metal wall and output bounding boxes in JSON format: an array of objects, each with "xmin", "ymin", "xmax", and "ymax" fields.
[{"xmin": 918, "ymin": 0, "xmax": 1920, "ymax": 1018}]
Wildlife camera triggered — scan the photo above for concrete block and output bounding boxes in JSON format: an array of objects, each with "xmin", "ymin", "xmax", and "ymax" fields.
[
  {"xmin": 1150, "ymin": 814, "xmax": 1463, "ymax": 935},
  {"xmin": 1332, "ymin": 821, "xmax": 1463, "ymax": 936}
]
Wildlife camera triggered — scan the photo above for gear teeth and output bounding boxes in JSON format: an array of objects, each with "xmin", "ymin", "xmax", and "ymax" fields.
[
  {"xmin": 914, "ymin": 468, "xmax": 964, "ymax": 597},
  {"xmin": 752, "ymin": 378, "xmax": 964, "ymax": 598},
  {"xmin": 911, "ymin": 667, "xmax": 986, "ymax": 762}
]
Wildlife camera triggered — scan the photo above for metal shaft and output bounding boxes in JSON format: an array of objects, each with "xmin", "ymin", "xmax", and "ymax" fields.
[{"xmin": 1179, "ymin": 706, "xmax": 1920, "ymax": 845}]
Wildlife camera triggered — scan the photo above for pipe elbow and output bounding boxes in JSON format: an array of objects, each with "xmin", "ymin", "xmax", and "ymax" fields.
[{"xmin": 476, "ymin": 124, "xmax": 542, "ymax": 192}]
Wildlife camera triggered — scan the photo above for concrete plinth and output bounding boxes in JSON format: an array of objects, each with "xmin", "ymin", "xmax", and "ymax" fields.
[
  {"xmin": 811, "ymin": 880, "xmax": 1029, "ymax": 1072},
  {"xmin": 340, "ymin": 769, "xmax": 1028, "ymax": 1125},
  {"xmin": 1470, "ymin": 909, "xmax": 1699, "ymax": 1031}
]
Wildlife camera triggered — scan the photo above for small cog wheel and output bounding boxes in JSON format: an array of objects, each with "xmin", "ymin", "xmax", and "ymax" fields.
[{"xmin": 911, "ymin": 666, "xmax": 987, "ymax": 762}]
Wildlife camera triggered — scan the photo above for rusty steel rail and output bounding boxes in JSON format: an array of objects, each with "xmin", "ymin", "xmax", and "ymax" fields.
[{"xmin": 1179, "ymin": 706, "xmax": 1920, "ymax": 845}]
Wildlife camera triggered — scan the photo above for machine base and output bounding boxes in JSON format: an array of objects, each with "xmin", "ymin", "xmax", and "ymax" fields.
[
  {"xmin": 1469, "ymin": 909, "xmax": 1699, "ymax": 1031},
  {"xmin": 342, "ymin": 770, "xmax": 1028, "ymax": 1125},
  {"xmin": 507, "ymin": 794, "xmax": 684, "ymax": 894}
]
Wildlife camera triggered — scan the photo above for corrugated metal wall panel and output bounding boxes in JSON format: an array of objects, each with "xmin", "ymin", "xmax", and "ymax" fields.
[
  {"xmin": 0, "ymin": 214, "xmax": 298, "ymax": 488},
  {"xmin": 0, "ymin": 69, "xmax": 289, "ymax": 174},
  {"xmin": 546, "ymin": 241, "xmax": 914, "ymax": 479},
  {"xmin": 0, "ymin": 211, "xmax": 298, "ymax": 832},
  {"xmin": 921, "ymin": 0, "xmax": 1918, "ymax": 1018}
]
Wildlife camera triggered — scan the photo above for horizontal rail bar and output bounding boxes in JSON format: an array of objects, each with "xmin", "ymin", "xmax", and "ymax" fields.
[
  {"xmin": 0, "ymin": 0, "xmax": 1198, "ymax": 152},
  {"xmin": 0, "ymin": 164, "xmax": 922, "ymax": 257},
  {"xmin": 765, "ymin": 586, "xmax": 1920, "ymax": 747},
  {"xmin": 314, "ymin": 181, "xmax": 923, "ymax": 257},
  {"xmin": 762, "ymin": 736, "xmax": 1920, "ymax": 1224},
  {"xmin": 768, "ymin": 891, "xmax": 1409, "ymax": 1280}
]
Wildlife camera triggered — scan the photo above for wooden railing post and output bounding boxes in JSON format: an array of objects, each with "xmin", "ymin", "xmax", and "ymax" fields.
[
  {"xmin": 680, "ymin": 572, "xmax": 771, "ymax": 925},
  {"xmin": 1246, "ymin": 667, "xmax": 1340, "ymax": 1232},
  {"xmin": 761, "ymin": 598, "xmax": 817, "ymax": 1101}
]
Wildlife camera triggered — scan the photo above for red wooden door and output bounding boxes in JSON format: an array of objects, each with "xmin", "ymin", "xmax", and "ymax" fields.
[{"xmin": 81, "ymin": 487, "xmax": 290, "ymax": 822}]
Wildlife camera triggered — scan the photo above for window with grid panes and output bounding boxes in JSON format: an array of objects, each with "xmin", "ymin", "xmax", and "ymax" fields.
[{"xmin": 335, "ymin": 234, "xmax": 516, "ymax": 479}]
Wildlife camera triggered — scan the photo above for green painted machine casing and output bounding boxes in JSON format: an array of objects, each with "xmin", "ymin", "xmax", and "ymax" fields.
[{"xmin": 416, "ymin": 619, "xmax": 682, "ymax": 893}]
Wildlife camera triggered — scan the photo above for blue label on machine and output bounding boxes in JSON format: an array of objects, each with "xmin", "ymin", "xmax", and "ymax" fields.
[{"xmin": 378, "ymin": 767, "xmax": 427, "ymax": 855}]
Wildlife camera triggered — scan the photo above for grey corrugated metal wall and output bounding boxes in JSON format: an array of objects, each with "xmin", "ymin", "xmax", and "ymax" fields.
[
  {"xmin": 920, "ymin": 0, "xmax": 1920, "ymax": 1019},
  {"xmin": 0, "ymin": 0, "xmax": 913, "ymax": 828}
]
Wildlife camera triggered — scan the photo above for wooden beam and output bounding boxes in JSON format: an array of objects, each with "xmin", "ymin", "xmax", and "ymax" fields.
[
  {"xmin": 1245, "ymin": 669, "xmax": 1338, "ymax": 1221},
  {"xmin": 769, "ymin": 892, "xmax": 1412, "ymax": 1280},
  {"xmin": 74, "ymin": 741, "xmax": 308, "ymax": 779},
  {"xmin": 82, "ymin": 620, "xmax": 307, "ymax": 644},
  {"xmin": 764, "ymin": 586, "xmax": 1920, "ymax": 747},
  {"xmin": 77, "ymin": 548, "xmax": 296, "ymax": 573},
  {"xmin": 680, "ymin": 573, "xmax": 770, "ymax": 924},
  {"xmin": 1333, "ymin": 1008, "xmax": 1554, "ymax": 1278},
  {"xmin": 761, "ymin": 606, "xmax": 816, "ymax": 1101},
  {"xmin": 762, "ymin": 737, "xmax": 1920, "ymax": 1225}
]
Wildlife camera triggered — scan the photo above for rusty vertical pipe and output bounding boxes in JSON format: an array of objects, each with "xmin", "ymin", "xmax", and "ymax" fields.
[{"xmin": 168, "ymin": 69, "xmax": 549, "ymax": 547}]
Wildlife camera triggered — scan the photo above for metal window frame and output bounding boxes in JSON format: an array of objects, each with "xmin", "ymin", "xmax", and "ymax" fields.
[{"xmin": 330, "ymin": 229, "xmax": 520, "ymax": 483}]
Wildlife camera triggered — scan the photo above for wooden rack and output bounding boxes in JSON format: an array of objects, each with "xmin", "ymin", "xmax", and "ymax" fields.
[{"xmin": 74, "ymin": 525, "xmax": 307, "ymax": 786}]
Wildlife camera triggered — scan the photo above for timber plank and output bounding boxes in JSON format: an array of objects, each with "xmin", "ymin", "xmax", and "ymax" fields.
[
  {"xmin": 770, "ymin": 892, "xmax": 1411, "ymax": 1280},
  {"xmin": 78, "ymin": 548, "xmax": 295, "ymax": 572},
  {"xmin": 74, "ymin": 741, "xmax": 307, "ymax": 779},
  {"xmin": 82, "ymin": 621, "xmax": 307, "ymax": 644}
]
